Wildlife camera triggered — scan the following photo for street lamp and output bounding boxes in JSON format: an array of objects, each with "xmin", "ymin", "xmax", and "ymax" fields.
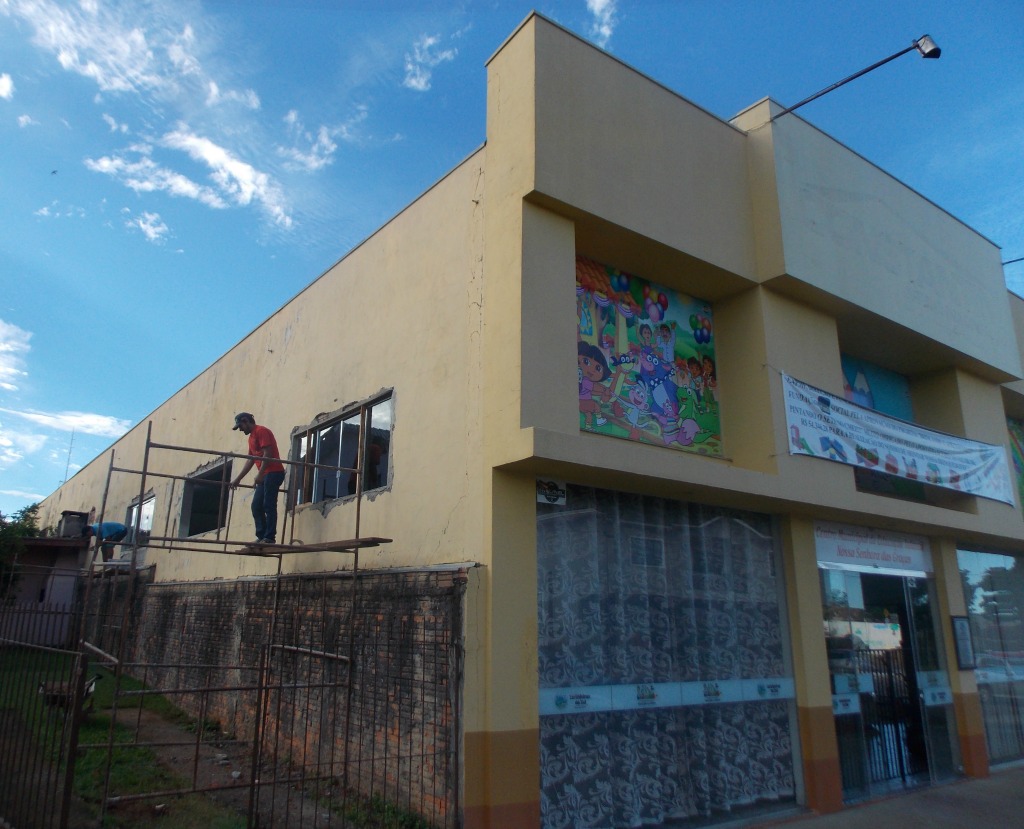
[{"xmin": 771, "ymin": 35, "xmax": 941, "ymax": 122}]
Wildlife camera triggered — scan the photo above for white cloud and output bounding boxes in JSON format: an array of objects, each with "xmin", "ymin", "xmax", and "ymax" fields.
[
  {"xmin": 33, "ymin": 2, "xmax": 169, "ymax": 95},
  {"xmin": 333, "ymin": 104, "xmax": 369, "ymax": 143},
  {"xmin": 205, "ymin": 80, "xmax": 259, "ymax": 110},
  {"xmin": 3, "ymin": 0, "xmax": 264, "ymax": 113},
  {"xmin": 162, "ymin": 126, "xmax": 293, "ymax": 227},
  {"xmin": 403, "ymin": 34, "xmax": 457, "ymax": 92},
  {"xmin": 276, "ymin": 107, "xmax": 368, "ymax": 172},
  {"xmin": 17, "ymin": 114, "xmax": 38, "ymax": 127},
  {"xmin": 33, "ymin": 201, "xmax": 85, "ymax": 219},
  {"xmin": 85, "ymin": 149, "xmax": 229, "ymax": 210},
  {"xmin": 102, "ymin": 112, "xmax": 128, "ymax": 133},
  {"xmin": 5, "ymin": 1, "xmax": 298, "ymax": 234},
  {"xmin": 166, "ymin": 22, "xmax": 202, "ymax": 79},
  {"xmin": 278, "ymin": 124, "xmax": 337, "ymax": 171},
  {"xmin": 0, "ymin": 408, "xmax": 131, "ymax": 438},
  {"xmin": 124, "ymin": 209, "xmax": 169, "ymax": 243},
  {"xmin": 0, "ymin": 73, "xmax": 13, "ymax": 99},
  {"xmin": 587, "ymin": 0, "xmax": 618, "ymax": 49},
  {"xmin": 0, "ymin": 488, "xmax": 48, "ymax": 501},
  {"xmin": 0, "ymin": 427, "xmax": 47, "ymax": 467},
  {"xmin": 0, "ymin": 319, "xmax": 31, "ymax": 391}
]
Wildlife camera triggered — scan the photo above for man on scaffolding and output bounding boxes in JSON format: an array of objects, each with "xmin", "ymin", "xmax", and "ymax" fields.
[
  {"xmin": 229, "ymin": 412, "xmax": 286, "ymax": 544},
  {"xmin": 83, "ymin": 520, "xmax": 128, "ymax": 562}
]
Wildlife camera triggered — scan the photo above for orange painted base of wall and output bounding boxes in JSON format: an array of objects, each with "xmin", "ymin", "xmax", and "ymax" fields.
[
  {"xmin": 954, "ymin": 692, "xmax": 990, "ymax": 779},
  {"xmin": 798, "ymin": 704, "xmax": 844, "ymax": 814},
  {"xmin": 463, "ymin": 800, "xmax": 540, "ymax": 829},
  {"xmin": 464, "ymin": 728, "xmax": 540, "ymax": 829}
]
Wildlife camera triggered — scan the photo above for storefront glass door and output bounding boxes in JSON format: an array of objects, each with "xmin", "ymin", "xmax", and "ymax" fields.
[{"xmin": 821, "ymin": 568, "xmax": 959, "ymax": 801}]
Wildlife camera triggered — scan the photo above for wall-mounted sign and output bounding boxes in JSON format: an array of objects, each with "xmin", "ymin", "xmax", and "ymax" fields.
[
  {"xmin": 832, "ymin": 693, "xmax": 861, "ymax": 716},
  {"xmin": 576, "ymin": 256, "xmax": 722, "ymax": 456},
  {"xmin": 815, "ymin": 521, "xmax": 932, "ymax": 577},
  {"xmin": 536, "ymin": 479, "xmax": 567, "ymax": 505},
  {"xmin": 951, "ymin": 616, "xmax": 976, "ymax": 670}
]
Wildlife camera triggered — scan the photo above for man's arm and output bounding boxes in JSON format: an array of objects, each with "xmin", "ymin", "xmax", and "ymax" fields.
[
  {"xmin": 230, "ymin": 446, "xmax": 274, "ymax": 488},
  {"xmin": 231, "ymin": 457, "xmax": 255, "ymax": 488}
]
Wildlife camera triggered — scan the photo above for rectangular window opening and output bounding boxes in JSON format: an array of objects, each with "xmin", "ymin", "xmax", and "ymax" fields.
[
  {"xmin": 180, "ymin": 462, "xmax": 233, "ymax": 537},
  {"xmin": 293, "ymin": 394, "xmax": 393, "ymax": 507}
]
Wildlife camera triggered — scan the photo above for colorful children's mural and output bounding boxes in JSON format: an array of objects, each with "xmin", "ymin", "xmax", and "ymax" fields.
[{"xmin": 576, "ymin": 256, "xmax": 722, "ymax": 455}]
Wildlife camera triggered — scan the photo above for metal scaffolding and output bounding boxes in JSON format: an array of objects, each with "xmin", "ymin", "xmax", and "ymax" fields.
[
  {"xmin": 3, "ymin": 408, "xmax": 472, "ymax": 829},
  {"xmin": 75, "ymin": 418, "xmax": 390, "ymax": 827}
]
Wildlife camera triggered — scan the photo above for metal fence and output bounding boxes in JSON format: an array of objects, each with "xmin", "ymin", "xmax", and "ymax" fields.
[
  {"xmin": 0, "ymin": 604, "xmax": 90, "ymax": 829},
  {"xmin": 0, "ymin": 568, "xmax": 464, "ymax": 829}
]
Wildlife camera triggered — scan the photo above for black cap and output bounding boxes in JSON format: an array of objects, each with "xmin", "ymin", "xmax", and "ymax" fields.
[{"xmin": 233, "ymin": 412, "xmax": 254, "ymax": 430}]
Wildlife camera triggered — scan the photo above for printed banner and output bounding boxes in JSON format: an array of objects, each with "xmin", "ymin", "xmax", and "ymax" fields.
[{"xmin": 784, "ymin": 374, "xmax": 1014, "ymax": 505}]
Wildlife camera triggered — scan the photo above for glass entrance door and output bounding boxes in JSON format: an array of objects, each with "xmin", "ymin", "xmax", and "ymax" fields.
[{"xmin": 821, "ymin": 569, "xmax": 959, "ymax": 801}]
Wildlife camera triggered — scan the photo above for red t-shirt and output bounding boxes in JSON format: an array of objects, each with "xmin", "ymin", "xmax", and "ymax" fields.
[{"xmin": 248, "ymin": 425, "xmax": 285, "ymax": 474}]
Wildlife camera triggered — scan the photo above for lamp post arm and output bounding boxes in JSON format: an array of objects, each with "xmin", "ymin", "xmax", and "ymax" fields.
[{"xmin": 770, "ymin": 44, "xmax": 917, "ymax": 122}]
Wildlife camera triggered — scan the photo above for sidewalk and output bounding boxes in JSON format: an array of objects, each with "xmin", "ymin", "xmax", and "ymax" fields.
[{"xmin": 762, "ymin": 763, "xmax": 1024, "ymax": 828}]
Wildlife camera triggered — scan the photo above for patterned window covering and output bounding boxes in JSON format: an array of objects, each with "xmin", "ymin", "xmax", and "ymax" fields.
[{"xmin": 538, "ymin": 486, "xmax": 796, "ymax": 827}]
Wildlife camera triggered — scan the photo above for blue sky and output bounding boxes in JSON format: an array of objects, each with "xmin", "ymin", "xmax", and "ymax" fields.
[{"xmin": 1, "ymin": 0, "xmax": 1022, "ymax": 518}]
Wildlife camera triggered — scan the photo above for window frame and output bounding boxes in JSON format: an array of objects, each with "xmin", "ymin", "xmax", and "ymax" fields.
[
  {"xmin": 292, "ymin": 392, "xmax": 393, "ymax": 509},
  {"xmin": 126, "ymin": 493, "xmax": 155, "ymax": 545}
]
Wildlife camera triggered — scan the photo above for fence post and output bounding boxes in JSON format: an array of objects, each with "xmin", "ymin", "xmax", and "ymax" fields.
[{"xmin": 59, "ymin": 651, "xmax": 89, "ymax": 828}]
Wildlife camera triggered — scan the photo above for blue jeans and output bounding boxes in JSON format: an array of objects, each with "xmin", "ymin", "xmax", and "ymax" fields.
[
  {"xmin": 101, "ymin": 527, "xmax": 128, "ymax": 561},
  {"xmin": 251, "ymin": 471, "xmax": 285, "ymax": 541}
]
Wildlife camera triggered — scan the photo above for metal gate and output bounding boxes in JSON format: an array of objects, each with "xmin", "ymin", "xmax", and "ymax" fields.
[
  {"xmin": 0, "ymin": 606, "xmax": 90, "ymax": 829},
  {"xmin": 834, "ymin": 646, "xmax": 930, "ymax": 798},
  {"xmin": 856, "ymin": 648, "xmax": 928, "ymax": 785}
]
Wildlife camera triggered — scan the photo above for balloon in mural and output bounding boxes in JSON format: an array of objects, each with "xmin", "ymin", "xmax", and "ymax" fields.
[{"xmin": 688, "ymin": 314, "xmax": 713, "ymax": 344}]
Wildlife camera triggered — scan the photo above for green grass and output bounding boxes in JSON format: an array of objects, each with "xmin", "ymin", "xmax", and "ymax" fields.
[
  {"xmin": 73, "ymin": 714, "xmax": 178, "ymax": 801},
  {"xmin": 0, "ymin": 647, "xmax": 245, "ymax": 828}
]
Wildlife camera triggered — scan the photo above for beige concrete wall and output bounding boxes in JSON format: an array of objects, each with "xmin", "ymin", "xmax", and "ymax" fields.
[
  {"xmin": 736, "ymin": 99, "xmax": 1019, "ymax": 378},
  {"xmin": 526, "ymin": 17, "xmax": 757, "ymax": 280},
  {"xmin": 39, "ymin": 150, "xmax": 488, "ymax": 581},
  {"xmin": 1003, "ymin": 291, "xmax": 1024, "ymax": 404}
]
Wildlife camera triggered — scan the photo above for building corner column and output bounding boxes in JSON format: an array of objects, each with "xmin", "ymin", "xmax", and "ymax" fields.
[{"xmin": 782, "ymin": 516, "xmax": 844, "ymax": 813}]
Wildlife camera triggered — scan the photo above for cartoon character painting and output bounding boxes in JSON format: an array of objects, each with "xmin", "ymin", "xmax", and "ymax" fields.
[
  {"xmin": 578, "ymin": 341, "xmax": 613, "ymax": 427},
  {"xmin": 618, "ymin": 374, "xmax": 653, "ymax": 440},
  {"xmin": 575, "ymin": 255, "xmax": 721, "ymax": 456}
]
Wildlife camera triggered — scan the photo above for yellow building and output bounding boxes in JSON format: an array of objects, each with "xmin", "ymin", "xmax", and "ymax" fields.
[{"xmin": 37, "ymin": 13, "xmax": 1024, "ymax": 828}]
